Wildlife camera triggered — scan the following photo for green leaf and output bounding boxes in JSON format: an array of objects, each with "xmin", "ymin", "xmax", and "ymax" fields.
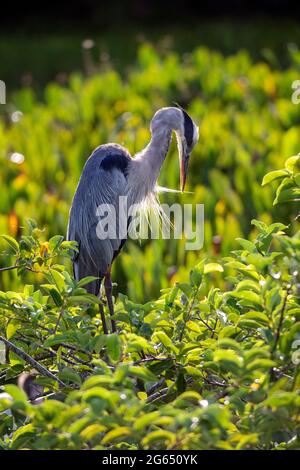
[
  {"xmin": 285, "ymin": 155, "xmax": 300, "ymax": 174},
  {"xmin": 106, "ymin": 334, "xmax": 122, "ymax": 363},
  {"xmin": 174, "ymin": 391, "xmax": 201, "ymax": 405},
  {"xmin": 21, "ymin": 235, "xmax": 37, "ymax": 249},
  {"xmin": 80, "ymin": 424, "xmax": 106, "ymax": 440},
  {"xmin": 186, "ymin": 320, "xmax": 203, "ymax": 333},
  {"xmin": 236, "ymin": 279, "xmax": 260, "ymax": 293},
  {"xmin": 236, "ymin": 238, "xmax": 256, "ymax": 252},
  {"xmin": 134, "ymin": 411, "xmax": 160, "ymax": 431},
  {"xmin": 128, "ymin": 365, "xmax": 157, "ymax": 382},
  {"xmin": 165, "ymin": 285, "xmax": 179, "ymax": 308},
  {"xmin": 246, "ymin": 358, "xmax": 275, "ymax": 371},
  {"xmin": 218, "ymin": 325, "xmax": 239, "ymax": 338},
  {"xmin": 50, "ymin": 269, "xmax": 65, "ymax": 292},
  {"xmin": 49, "ymin": 235, "xmax": 64, "ymax": 252},
  {"xmin": 204, "ymin": 263, "xmax": 224, "ymax": 274},
  {"xmin": 238, "ymin": 311, "xmax": 270, "ymax": 328},
  {"xmin": 176, "ymin": 370, "xmax": 186, "ymax": 393},
  {"xmin": 58, "ymin": 367, "xmax": 82, "ymax": 386},
  {"xmin": 218, "ymin": 338, "xmax": 242, "ymax": 352},
  {"xmin": 251, "ymin": 219, "xmax": 267, "ymax": 232},
  {"xmin": 6, "ymin": 319, "xmax": 19, "ymax": 340},
  {"xmin": 294, "ymin": 173, "xmax": 300, "ymax": 186},
  {"xmin": 190, "ymin": 261, "xmax": 204, "ymax": 286},
  {"xmin": 81, "ymin": 375, "xmax": 113, "ymax": 390},
  {"xmin": 1, "ymin": 235, "xmax": 19, "ymax": 254},
  {"xmin": 101, "ymin": 427, "xmax": 131, "ymax": 444},
  {"xmin": 82, "ymin": 388, "xmax": 114, "ymax": 414},
  {"xmin": 126, "ymin": 334, "xmax": 151, "ymax": 353},
  {"xmin": 274, "ymin": 187, "xmax": 300, "ymax": 205},
  {"xmin": 5, "ymin": 384, "xmax": 27, "ymax": 403},
  {"xmin": 154, "ymin": 331, "xmax": 178, "ymax": 354},
  {"xmin": 214, "ymin": 349, "xmax": 243, "ymax": 374},
  {"xmin": 176, "ymin": 282, "xmax": 193, "ymax": 297},
  {"xmin": 11, "ymin": 424, "xmax": 35, "ymax": 449},
  {"xmin": 244, "ymin": 349, "xmax": 270, "ymax": 365},
  {"xmin": 141, "ymin": 430, "xmax": 176, "ymax": 447},
  {"xmin": 227, "ymin": 290, "xmax": 262, "ymax": 307},
  {"xmin": 44, "ymin": 334, "xmax": 72, "ymax": 347},
  {"xmin": 184, "ymin": 365, "xmax": 202, "ymax": 377},
  {"xmin": 264, "ymin": 391, "xmax": 298, "ymax": 407},
  {"xmin": 148, "ymin": 358, "xmax": 174, "ymax": 375},
  {"xmin": 68, "ymin": 294, "xmax": 100, "ymax": 305},
  {"xmin": 273, "ymin": 177, "xmax": 294, "ymax": 205},
  {"xmin": 262, "ymin": 170, "xmax": 289, "ymax": 186},
  {"xmin": 266, "ymin": 287, "xmax": 282, "ymax": 312},
  {"xmin": 76, "ymin": 276, "xmax": 99, "ymax": 288},
  {"xmin": 49, "ymin": 288, "xmax": 63, "ymax": 307}
]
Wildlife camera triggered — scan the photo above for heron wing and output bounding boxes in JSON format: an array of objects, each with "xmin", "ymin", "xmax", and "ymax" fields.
[{"xmin": 67, "ymin": 145, "xmax": 131, "ymax": 294}]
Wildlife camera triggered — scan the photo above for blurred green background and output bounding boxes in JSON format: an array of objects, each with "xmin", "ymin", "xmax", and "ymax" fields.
[{"xmin": 1, "ymin": 18, "xmax": 300, "ymax": 300}]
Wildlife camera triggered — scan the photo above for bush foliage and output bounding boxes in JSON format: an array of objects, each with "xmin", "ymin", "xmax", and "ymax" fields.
[{"xmin": 0, "ymin": 156, "xmax": 299, "ymax": 450}]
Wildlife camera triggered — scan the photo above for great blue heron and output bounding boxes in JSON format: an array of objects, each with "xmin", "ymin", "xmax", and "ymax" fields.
[{"xmin": 67, "ymin": 107, "xmax": 199, "ymax": 334}]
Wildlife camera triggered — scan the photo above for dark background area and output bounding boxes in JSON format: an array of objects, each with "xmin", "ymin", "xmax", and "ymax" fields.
[
  {"xmin": 2, "ymin": 0, "xmax": 300, "ymax": 32},
  {"xmin": 1, "ymin": 0, "xmax": 300, "ymax": 89}
]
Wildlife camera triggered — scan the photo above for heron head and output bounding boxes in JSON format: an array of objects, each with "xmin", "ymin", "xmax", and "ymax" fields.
[
  {"xmin": 175, "ymin": 108, "xmax": 199, "ymax": 192},
  {"xmin": 150, "ymin": 107, "xmax": 199, "ymax": 191}
]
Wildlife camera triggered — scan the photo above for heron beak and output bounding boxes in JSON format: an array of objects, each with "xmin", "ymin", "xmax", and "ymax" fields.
[{"xmin": 180, "ymin": 151, "xmax": 190, "ymax": 192}]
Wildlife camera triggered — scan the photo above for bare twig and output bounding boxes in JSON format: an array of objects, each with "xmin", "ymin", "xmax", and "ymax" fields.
[
  {"xmin": 0, "ymin": 264, "xmax": 42, "ymax": 274},
  {"xmin": 270, "ymin": 289, "xmax": 289, "ymax": 381},
  {"xmin": 17, "ymin": 334, "xmax": 92, "ymax": 368},
  {"xmin": 215, "ymin": 390, "xmax": 229, "ymax": 400},
  {"xmin": 65, "ymin": 352, "xmax": 92, "ymax": 367},
  {"xmin": 0, "ymin": 335, "xmax": 66, "ymax": 387},
  {"xmin": 54, "ymin": 309, "xmax": 64, "ymax": 334},
  {"xmin": 17, "ymin": 330, "xmax": 93, "ymax": 358},
  {"xmin": 146, "ymin": 378, "xmax": 193, "ymax": 405},
  {"xmin": 132, "ymin": 356, "xmax": 170, "ymax": 366},
  {"xmin": 211, "ymin": 317, "xmax": 219, "ymax": 339},
  {"xmin": 29, "ymin": 391, "xmax": 57, "ymax": 404},
  {"xmin": 147, "ymin": 378, "xmax": 166, "ymax": 396},
  {"xmin": 179, "ymin": 285, "xmax": 201, "ymax": 341},
  {"xmin": 202, "ymin": 376, "xmax": 229, "ymax": 388},
  {"xmin": 146, "ymin": 386, "xmax": 170, "ymax": 404},
  {"xmin": 59, "ymin": 342, "xmax": 92, "ymax": 357},
  {"xmin": 195, "ymin": 313, "xmax": 214, "ymax": 332},
  {"xmin": 0, "ymin": 265, "xmax": 18, "ymax": 273},
  {"xmin": 272, "ymin": 289, "xmax": 289, "ymax": 354}
]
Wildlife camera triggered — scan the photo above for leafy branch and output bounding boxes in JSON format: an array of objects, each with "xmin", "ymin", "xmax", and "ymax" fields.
[{"xmin": 0, "ymin": 335, "xmax": 66, "ymax": 387}]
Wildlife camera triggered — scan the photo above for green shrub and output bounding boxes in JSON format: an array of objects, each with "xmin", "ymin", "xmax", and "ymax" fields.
[{"xmin": 0, "ymin": 157, "xmax": 299, "ymax": 450}]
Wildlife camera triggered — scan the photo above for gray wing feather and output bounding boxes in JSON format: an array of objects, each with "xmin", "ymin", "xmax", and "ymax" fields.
[{"xmin": 67, "ymin": 144, "xmax": 130, "ymax": 295}]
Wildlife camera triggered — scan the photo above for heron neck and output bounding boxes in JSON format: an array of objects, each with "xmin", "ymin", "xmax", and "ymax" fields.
[{"xmin": 127, "ymin": 126, "xmax": 172, "ymax": 204}]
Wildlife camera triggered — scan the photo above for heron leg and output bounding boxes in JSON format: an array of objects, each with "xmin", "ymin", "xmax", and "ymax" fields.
[
  {"xmin": 104, "ymin": 270, "xmax": 116, "ymax": 333},
  {"xmin": 98, "ymin": 293, "xmax": 108, "ymax": 335}
]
